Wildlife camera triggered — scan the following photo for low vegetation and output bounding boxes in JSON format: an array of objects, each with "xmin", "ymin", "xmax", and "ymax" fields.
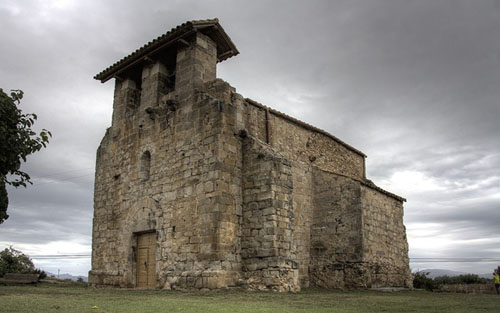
[
  {"xmin": 0, "ymin": 284, "xmax": 499, "ymax": 313},
  {"xmin": 433, "ymin": 274, "xmax": 490, "ymax": 285},
  {"xmin": 413, "ymin": 269, "xmax": 497, "ymax": 292}
]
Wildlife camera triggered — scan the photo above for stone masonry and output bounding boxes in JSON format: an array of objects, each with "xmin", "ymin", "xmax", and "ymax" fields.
[{"xmin": 89, "ymin": 19, "xmax": 412, "ymax": 291}]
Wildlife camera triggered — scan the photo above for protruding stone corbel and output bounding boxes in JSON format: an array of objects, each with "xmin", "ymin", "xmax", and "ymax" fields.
[{"xmin": 145, "ymin": 107, "xmax": 158, "ymax": 120}]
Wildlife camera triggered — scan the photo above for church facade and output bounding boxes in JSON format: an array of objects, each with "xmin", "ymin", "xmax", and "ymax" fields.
[{"xmin": 89, "ymin": 19, "xmax": 412, "ymax": 291}]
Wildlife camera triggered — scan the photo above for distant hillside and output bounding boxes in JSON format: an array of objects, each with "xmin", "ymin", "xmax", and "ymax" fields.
[
  {"xmin": 47, "ymin": 272, "xmax": 88, "ymax": 282},
  {"xmin": 420, "ymin": 269, "xmax": 492, "ymax": 279}
]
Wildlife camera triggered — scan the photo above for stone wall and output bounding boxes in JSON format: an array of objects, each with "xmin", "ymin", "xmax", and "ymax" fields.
[
  {"xmin": 240, "ymin": 136, "xmax": 299, "ymax": 292},
  {"xmin": 90, "ymin": 32, "xmax": 241, "ymax": 289},
  {"xmin": 360, "ymin": 185, "xmax": 412, "ymax": 288},
  {"xmin": 242, "ymin": 100, "xmax": 366, "ymax": 181},
  {"xmin": 224, "ymin": 95, "xmax": 368, "ymax": 288},
  {"xmin": 224, "ymin": 87, "xmax": 411, "ymax": 290},
  {"xmin": 91, "ymin": 21, "xmax": 411, "ymax": 291},
  {"xmin": 309, "ymin": 168, "xmax": 364, "ymax": 289}
]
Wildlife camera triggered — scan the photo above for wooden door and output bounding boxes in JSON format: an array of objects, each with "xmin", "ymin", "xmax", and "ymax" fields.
[{"xmin": 136, "ymin": 232, "xmax": 156, "ymax": 288}]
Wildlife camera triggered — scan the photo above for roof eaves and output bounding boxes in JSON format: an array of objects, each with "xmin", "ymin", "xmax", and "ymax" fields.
[
  {"xmin": 193, "ymin": 19, "xmax": 240, "ymax": 61},
  {"xmin": 361, "ymin": 181, "xmax": 407, "ymax": 202},
  {"xmin": 245, "ymin": 98, "xmax": 367, "ymax": 158},
  {"xmin": 94, "ymin": 18, "xmax": 238, "ymax": 83},
  {"xmin": 94, "ymin": 21, "xmax": 195, "ymax": 82},
  {"xmin": 318, "ymin": 168, "xmax": 406, "ymax": 202}
]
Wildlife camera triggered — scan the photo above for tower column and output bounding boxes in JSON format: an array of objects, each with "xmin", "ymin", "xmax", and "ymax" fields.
[{"xmin": 175, "ymin": 32, "xmax": 217, "ymax": 98}]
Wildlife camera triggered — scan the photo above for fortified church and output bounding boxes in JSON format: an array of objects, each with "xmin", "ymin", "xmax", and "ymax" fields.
[{"xmin": 89, "ymin": 19, "xmax": 412, "ymax": 291}]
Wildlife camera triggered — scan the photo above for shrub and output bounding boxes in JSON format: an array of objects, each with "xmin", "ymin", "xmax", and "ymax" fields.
[
  {"xmin": 0, "ymin": 246, "xmax": 46, "ymax": 278},
  {"xmin": 413, "ymin": 270, "xmax": 494, "ymax": 292},
  {"xmin": 434, "ymin": 274, "xmax": 489, "ymax": 285},
  {"xmin": 34, "ymin": 268, "xmax": 47, "ymax": 279},
  {"xmin": 413, "ymin": 271, "xmax": 439, "ymax": 291}
]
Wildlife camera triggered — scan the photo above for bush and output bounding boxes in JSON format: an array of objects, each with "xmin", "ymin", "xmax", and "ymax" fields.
[
  {"xmin": 434, "ymin": 274, "xmax": 489, "ymax": 285},
  {"xmin": 34, "ymin": 268, "xmax": 47, "ymax": 279},
  {"xmin": 413, "ymin": 270, "xmax": 495, "ymax": 292},
  {"xmin": 0, "ymin": 247, "xmax": 46, "ymax": 278},
  {"xmin": 413, "ymin": 271, "xmax": 439, "ymax": 291}
]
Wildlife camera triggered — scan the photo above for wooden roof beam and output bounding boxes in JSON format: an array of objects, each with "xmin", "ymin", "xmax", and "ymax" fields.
[
  {"xmin": 177, "ymin": 38, "xmax": 190, "ymax": 48},
  {"xmin": 143, "ymin": 56, "xmax": 155, "ymax": 64}
]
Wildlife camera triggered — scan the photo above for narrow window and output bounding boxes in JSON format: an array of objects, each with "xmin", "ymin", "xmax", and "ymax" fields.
[{"xmin": 140, "ymin": 151, "xmax": 151, "ymax": 181}]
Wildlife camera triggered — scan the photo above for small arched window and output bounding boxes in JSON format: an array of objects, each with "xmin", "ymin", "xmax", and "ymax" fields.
[{"xmin": 140, "ymin": 151, "xmax": 151, "ymax": 181}]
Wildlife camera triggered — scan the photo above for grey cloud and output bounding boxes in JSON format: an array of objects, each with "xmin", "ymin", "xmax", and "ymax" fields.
[
  {"xmin": 0, "ymin": 0, "xmax": 499, "ymax": 275},
  {"xmin": 410, "ymin": 204, "xmax": 500, "ymax": 237}
]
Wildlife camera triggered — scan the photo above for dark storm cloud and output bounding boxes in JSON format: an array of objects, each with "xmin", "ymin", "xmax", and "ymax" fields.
[{"xmin": 0, "ymin": 0, "xmax": 499, "ymax": 274}]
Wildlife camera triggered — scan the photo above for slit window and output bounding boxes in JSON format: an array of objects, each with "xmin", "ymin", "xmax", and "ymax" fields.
[{"xmin": 140, "ymin": 151, "xmax": 151, "ymax": 181}]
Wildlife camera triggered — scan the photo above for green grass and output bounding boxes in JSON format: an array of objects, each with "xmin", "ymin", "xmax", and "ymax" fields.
[{"xmin": 0, "ymin": 284, "xmax": 498, "ymax": 313}]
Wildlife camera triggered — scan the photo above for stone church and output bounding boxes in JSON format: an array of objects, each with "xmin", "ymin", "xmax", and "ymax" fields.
[{"xmin": 89, "ymin": 19, "xmax": 412, "ymax": 291}]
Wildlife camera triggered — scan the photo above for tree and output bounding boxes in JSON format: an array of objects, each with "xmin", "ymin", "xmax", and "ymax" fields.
[
  {"xmin": 0, "ymin": 89, "xmax": 51, "ymax": 224},
  {"xmin": 0, "ymin": 246, "xmax": 46, "ymax": 278}
]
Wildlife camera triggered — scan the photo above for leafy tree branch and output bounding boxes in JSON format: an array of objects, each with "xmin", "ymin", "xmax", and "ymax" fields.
[{"xmin": 0, "ymin": 89, "xmax": 51, "ymax": 224}]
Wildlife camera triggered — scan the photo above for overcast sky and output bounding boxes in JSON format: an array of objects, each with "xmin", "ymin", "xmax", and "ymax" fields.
[{"xmin": 1, "ymin": 0, "xmax": 499, "ymax": 277}]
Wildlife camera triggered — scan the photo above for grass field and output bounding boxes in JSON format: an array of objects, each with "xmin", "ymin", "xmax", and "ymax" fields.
[{"xmin": 0, "ymin": 283, "xmax": 499, "ymax": 313}]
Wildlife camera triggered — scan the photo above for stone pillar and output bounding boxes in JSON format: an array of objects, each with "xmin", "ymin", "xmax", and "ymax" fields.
[
  {"xmin": 140, "ymin": 61, "xmax": 169, "ymax": 109},
  {"xmin": 175, "ymin": 32, "xmax": 217, "ymax": 98},
  {"xmin": 111, "ymin": 78, "xmax": 139, "ymax": 129}
]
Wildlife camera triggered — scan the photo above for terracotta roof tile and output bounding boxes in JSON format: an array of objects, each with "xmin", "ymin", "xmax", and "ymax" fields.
[{"xmin": 95, "ymin": 19, "xmax": 238, "ymax": 83}]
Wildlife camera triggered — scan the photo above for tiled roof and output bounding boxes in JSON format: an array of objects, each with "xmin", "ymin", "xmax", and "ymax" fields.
[
  {"xmin": 95, "ymin": 18, "xmax": 239, "ymax": 83},
  {"xmin": 322, "ymin": 168, "xmax": 406, "ymax": 202},
  {"xmin": 245, "ymin": 98, "xmax": 367, "ymax": 158},
  {"xmin": 246, "ymin": 97, "xmax": 405, "ymax": 201}
]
